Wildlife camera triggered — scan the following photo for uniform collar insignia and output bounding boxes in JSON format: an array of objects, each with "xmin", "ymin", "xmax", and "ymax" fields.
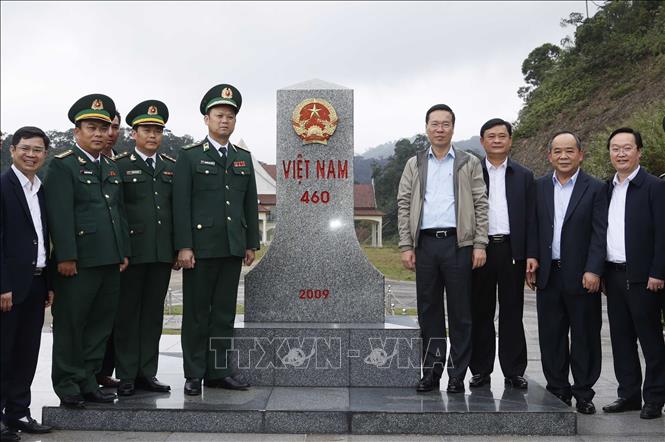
[
  {"xmin": 203, "ymin": 142, "xmax": 210, "ymax": 152},
  {"xmin": 77, "ymin": 156, "xmax": 87, "ymax": 165}
]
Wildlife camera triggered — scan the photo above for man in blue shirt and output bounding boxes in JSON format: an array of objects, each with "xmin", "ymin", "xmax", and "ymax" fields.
[{"xmin": 397, "ymin": 104, "xmax": 488, "ymax": 393}]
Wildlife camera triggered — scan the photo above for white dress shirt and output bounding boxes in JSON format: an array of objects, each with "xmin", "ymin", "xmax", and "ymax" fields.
[
  {"xmin": 76, "ymin": 144, "xmax": 100, "ymax": 163},
  {"xmin": 11, "ymin": 165, "xmax": 46, "ymax": 268},
  {"xmin": 606, "ymin": 166, "xmax": 640, "ymax": 263},
  {"xmin": 207, "ymin": 136, "xmax": 230, "ymax": 156},
  {"xmin": 552, "ymin": 168, "xmax": 580, "ymax": 260},
  {"xmin": 135, "ymin": 148, "xmax": 157, "ymax": 166},
  {"xmin": 485, "ymin": 158, "xmax": 510, "ymax": 235}
]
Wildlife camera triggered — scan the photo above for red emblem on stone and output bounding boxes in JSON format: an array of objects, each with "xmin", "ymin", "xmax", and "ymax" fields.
[{"xmin": 291, "ymin": 98, "xmax": 338, "ymax": 145}]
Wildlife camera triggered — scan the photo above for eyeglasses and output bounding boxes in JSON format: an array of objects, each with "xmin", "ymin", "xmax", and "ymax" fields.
[
  {"xmin": 609, "ymin": 144, "xmax": 637, "ymax": 155},
  {"xmin": 15, "ymin": 144, "xmax": 46, "ymax": 155},
  {"xmin": 428, "ymin": 122, "xmax": 453, "ymax": 130}
]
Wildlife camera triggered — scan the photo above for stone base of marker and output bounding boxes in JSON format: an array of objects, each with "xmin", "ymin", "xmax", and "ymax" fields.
[
  {"xmin": 225, "ymin": 315, "xmax": 421, "ymax": 388},
  {"xmin": 42, "ymin": 373, "xmax": 576, "ymax": 435}
]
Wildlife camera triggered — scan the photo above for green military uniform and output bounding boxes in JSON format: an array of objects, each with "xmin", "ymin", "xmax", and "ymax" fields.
[
  {"xmin": 173, "ymin": 84, "xmax": 260, "ymax": 381},
  {"xmin": 45, "ymin": 94, "xmax": 130, "ymax": 400},
  {"xmin": 113, "ymin": 100, "xmax": 175, "ymax": 384}
]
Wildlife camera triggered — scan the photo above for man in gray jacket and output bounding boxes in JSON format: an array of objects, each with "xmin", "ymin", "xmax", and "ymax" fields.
[{"xmin": 397, "ymin": 104, "xmax": 489, "ymax": 393}]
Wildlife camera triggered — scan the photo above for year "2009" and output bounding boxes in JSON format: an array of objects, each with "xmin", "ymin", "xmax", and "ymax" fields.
[{"xmin": 298, "ymin": 289, "xmax": 330, "ymax": 299}]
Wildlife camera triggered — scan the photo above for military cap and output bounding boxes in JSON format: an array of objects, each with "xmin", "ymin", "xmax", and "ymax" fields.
[
  {"xmin": 200, "ymin": 84, "xmax": 242, "ymax": 115},
  {"xmin": 126, "ymin": 100, "xmax": 169, "ymax": 128},
  {"xmin": 68, "ymin": 93, "xmax": 116, "ymax": 124}
]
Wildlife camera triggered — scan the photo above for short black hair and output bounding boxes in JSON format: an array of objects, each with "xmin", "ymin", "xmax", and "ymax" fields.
[
  {"xmin": 11, "ymin": 126, "xmax": 50, "ymax": 150},
  {"xmin": 425, "ymin": 104, "xmax": 455, "ymax": 125},
  {"xmin": 607, "ymin": 127, "xmax": 643, "ymax": 150},
  {"xmin": 113, "ymin": 110, "xmax": 121, "ymax": 122},
  {"xmin": 547, "ymin": 130, "xmax": 582, "ymax": 151},
  {"xmin": 480, "ymin": 118, "xmax": 512, "ymax": 138}
]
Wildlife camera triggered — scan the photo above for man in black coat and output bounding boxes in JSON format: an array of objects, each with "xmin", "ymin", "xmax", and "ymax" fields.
[
  {"xmin": 470, "ymin": 118, "xmax": 537, "ymax": 390},
  {"xmin": 530, "ymin": 131, "xmax": 607, "ymax": 415},
  {"xmin": 601, "ymin": 127, "xmax": 665, "ymax": 419},
  {"xmin": 1, "ymin": 127, "xmax": 54, "ymax": 439}
]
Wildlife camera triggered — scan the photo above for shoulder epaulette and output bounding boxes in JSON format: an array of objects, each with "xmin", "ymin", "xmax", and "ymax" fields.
[
  {"xmin": 182, "ymin": 140, "xmax": 203, "ymax": 150},
  {"xmin": 55, "ymin": 149, "xmax": 73, "ymax": 159},
  {"xmin": 113, "ymin": 151, "xmax": 130, "ymax": 160},
  {"xmin": 234, "ymin": 143, "xmax": 250, "ymax": 153},
  {"xmin": 159, "ymin": 153, "xmax": 176, "ymax": 163}
]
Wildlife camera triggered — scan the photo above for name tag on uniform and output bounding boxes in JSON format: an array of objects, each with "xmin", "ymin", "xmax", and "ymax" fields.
[
  {"xmin": 81, "ymin": 170, "xmax": 94, "ymax": 175},
  {"xmin": 200, "ymin": 160, "xmax": 215, "ymax": 166},
  {"xmin": 126, "ymin": 170, "xmax": 142, "ymax": 175}
]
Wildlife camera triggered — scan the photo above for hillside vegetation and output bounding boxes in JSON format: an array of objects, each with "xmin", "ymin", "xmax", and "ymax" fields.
[{"xmin": 511, "ymin": 0, "xmax": 665, "ymax": 178}]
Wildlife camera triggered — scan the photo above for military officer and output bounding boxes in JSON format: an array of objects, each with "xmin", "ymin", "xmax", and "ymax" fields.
[
  {"xmin": 113, "ymin": 100, "xmax": 176, "ymax": 396},
  {"xmin": 173, "ymin": 84, "xmax": 260, "ymax": 396},
  {"xmin": 44, "ymin": 94, "xmax": 130, "ymax": 408}
]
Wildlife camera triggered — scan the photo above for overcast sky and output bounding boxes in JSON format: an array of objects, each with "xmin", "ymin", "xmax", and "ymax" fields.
[{"xmin": 1, "ymin": 1, "xmax": 598, "ymax": 162}]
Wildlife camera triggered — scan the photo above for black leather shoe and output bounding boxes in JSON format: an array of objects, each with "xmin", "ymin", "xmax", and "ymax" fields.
[
  {"xmin": 554, "ymin": 394, "xmax": 572, "ymax": 406},
  {"xmin": 96, "ymin": 374, "xmax": 120, "ymax": 388},
  {"xmin": 60, "ymin": 393, "xmax": 85, "ymax": 409},
  {"xmin": 469, "ymin": 374, "xmax": 491, "ymax": 388},
  {"xmin": 205, "ymin": 375, "xmax": 250, "ymax": 391},
  {"xmin": 446, "ymin": 377, "xmax": 465, "ymax": 394},
  {"xmin": 640, "ymin": 402, "xmax": 664, "ymax": 419},
  {"xmin": 416, "ymin": 371, "xmax": 440, "ymax": 393},
  {"xmin": 1, "ymin": 422, "xmax": 20, "ymax": 441},
  {"xmin": 135, "ymin": 376, "xmax": 171, "ymax": 392},
  {"xmin": 184, "ymin": 378, "xmax": 202, "ymax": 396},
  {"xmin": 117, "ymin": 380, "xmax": 135, "ymax": 396},
  {"xmin": 602, "ymin": 397, "xmax": 642, "ymax": 413},
  {"xmin": 576, "ymin": 399, "xmax": 596, "ymax": 415},
  {"xmin": 6, "ymin": 416, "xmax": 52, "ymax": 434},
  {"xmin": 504, "ymin": 375, "xmax": 528, "ymax": 389},
  {"xmin": 83, "ymin": 389, "xmax": 117, "ymax": 403}
]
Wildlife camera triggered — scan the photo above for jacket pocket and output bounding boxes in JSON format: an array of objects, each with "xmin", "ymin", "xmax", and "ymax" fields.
[{"xmin": 129, "ymin": 223, "xmax": 145, "ymax": 236}]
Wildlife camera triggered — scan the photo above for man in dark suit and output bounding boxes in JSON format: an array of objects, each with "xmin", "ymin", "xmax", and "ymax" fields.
[
  {"xmin": 1, "ymin": 127, "xmax": 54, "ymax": 439},
  {"xmin": 470, "ymin": 119, "xmax": 537, "ymax": 390},
  {"xmin": 530, "ymin": 131, "xmax": 607, "ymax": 415},
  {"xmin": 601, "ymin": 127, "xmax": 665, "ymax": 419}
]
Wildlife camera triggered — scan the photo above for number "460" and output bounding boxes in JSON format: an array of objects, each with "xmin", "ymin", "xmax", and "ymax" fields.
[{"xmin": 300, "ymin": 191, "xmax": 330, "ymax": 204}]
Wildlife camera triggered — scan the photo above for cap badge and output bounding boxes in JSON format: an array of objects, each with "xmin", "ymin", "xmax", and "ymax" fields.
[
  {"xmin": 91, "ymin": 99, "xmax": 104, "ymax": 110},
  {"xmin": 147, "ymin": 105, "xmax": 158, "ymax": 115},
  {"xmin": 291, "ymin": 98, "xmax": 338, "ymax": 145},
  {"xmin": 222, "ymin": 87, "xmax": 233, "ymax": 99}
]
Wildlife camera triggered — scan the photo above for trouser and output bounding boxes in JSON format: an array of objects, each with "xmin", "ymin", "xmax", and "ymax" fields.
[
  {"xmin": 181, "ymin": 257, "xmax": 242, "ymax": 379},
  {"xmin": 98, "ymin": 332, "xmax": 115, "ymax": 377},
  {"xmin": 536, "ymin": 266, "xmax": 602, "ymax": 402},
  {"xmin": 115, "ymin": 262, "xmax": 172, "ymax": 380},
  {"xmin": 605, "ymin": 265, "xmax": 665, "ymax": 403},
  {"xmin": 51, "ymin": 265, "xmax": 120, "ymax": 398},
  {"xmin": 415, "ymin": 234, "xmax": 472, "ymax": 380},
  {"xmin": 0, "ymin": 275, "xmax": 45, "ymax": 420},
  {"xmin": 470, "ymin": 239, "xmax": 527, "ymax": 377}
]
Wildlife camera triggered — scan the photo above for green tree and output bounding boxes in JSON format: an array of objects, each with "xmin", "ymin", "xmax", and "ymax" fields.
[
  {"xmin": 372, "ymin": 134, "xmax": 429, "ymax": 240},
  {"xmin": 518, "ymin": 43, "xmax": 561, "ymax": 100}
]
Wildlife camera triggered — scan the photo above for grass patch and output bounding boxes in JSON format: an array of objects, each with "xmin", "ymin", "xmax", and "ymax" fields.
[{"xmin": 361, "ymin": 245, "xmax": 415, "ymax": 281}]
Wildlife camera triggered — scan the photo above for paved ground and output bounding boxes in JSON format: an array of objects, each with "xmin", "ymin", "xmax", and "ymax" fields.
[{"xmin": 29, "ymin": 275, "xmax": 665, "ymax": 441}]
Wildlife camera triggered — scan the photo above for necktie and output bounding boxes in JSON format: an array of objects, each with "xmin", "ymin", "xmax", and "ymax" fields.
[
  {"xmin": 219, "ymin": 146, "xmax": 227, "ymax": 158},
  {"xmin": 146, "ymin": 157, "xmax": 154, "ymax": 171}
]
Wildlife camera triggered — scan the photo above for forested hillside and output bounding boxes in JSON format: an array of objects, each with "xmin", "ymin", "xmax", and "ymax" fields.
[{"xmin": 511, "ymin": 0, "xmax": 665, "ymax": 178}]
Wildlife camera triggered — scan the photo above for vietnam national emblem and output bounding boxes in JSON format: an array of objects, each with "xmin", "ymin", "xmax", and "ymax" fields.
[{"xmin": 291, "ymin": 98, "xmax": 338, "ymax": 145}]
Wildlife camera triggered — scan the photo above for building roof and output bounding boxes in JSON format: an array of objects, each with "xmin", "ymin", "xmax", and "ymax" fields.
[
  {"xmin": 353, "ymin": 183, "xmax": 377, "ymax": 209},
  {"xmin": 260, "ymin": 162, "xmax": 277, "ymax": 180}
]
